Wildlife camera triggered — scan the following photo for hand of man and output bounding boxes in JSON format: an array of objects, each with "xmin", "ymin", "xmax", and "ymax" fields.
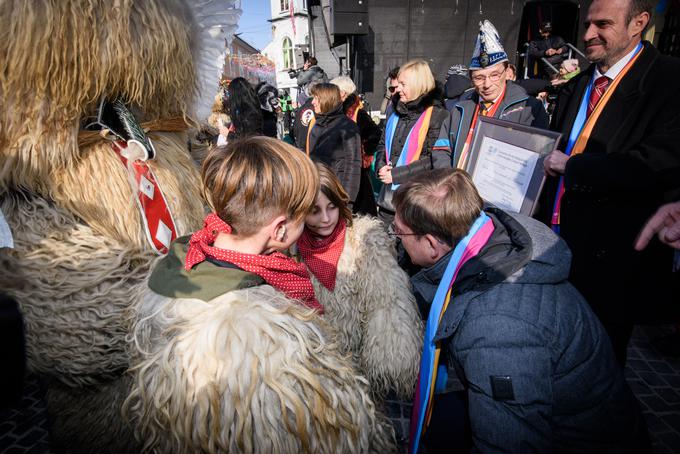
[
  {"xmin": 378, "ymin": 165, "xmax": 393, "ymax": 184},
  {"xmin": 556, "ymin": 48, "xmax": 563, "ymax": 54},
  {"xmin": 543, "ymin": 150, "xmax": 569, "ymax": 177},
  {"xmin": 634, "ymin": 202, "xmax": 680, "ymax": 251},
  {"xmin": 546, "ymin": 49, "xmax": 556, "ymax": 57}
]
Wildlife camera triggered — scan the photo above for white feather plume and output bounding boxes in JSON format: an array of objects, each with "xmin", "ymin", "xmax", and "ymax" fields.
[{"xmin": 189, "ymin": 0, "xmax": 242, "ymax": 122}]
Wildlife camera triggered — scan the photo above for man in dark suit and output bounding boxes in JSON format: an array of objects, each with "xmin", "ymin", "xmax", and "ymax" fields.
[{"xmin": 542, "ymin": 0, "xmax": 680, "ymax": 366}]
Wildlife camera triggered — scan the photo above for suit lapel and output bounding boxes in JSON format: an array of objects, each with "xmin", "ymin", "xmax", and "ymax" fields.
[{"xmin": 588, "ymin": 44, "xmax": 653, "ymax": 155}]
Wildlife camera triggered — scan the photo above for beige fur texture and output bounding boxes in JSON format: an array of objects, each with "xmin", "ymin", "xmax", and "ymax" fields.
[
  {"xmin": 0, "ymin": 192, "xmax": 153, "ymax": 387},
  {"xmin": 0, "ymin": 0, "xmax": 198, "ymax": 193},
  {"xmin": 309, "ymin": 216, "xmax": 423, "ymax": 399},
  {"xmin": 125, "ymin": 285, "xmax": 397, "ymax": 453}
]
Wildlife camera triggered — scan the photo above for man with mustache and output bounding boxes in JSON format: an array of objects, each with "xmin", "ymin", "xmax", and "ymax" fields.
[{"xmin": 542, "ymin": 0, "xmax": 680, "ymax": 366}]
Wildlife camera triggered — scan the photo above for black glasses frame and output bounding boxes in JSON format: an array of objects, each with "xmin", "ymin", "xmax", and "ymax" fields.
[{"xmin": 387, "ymin": 222, "xmax": 420, "ymax": 237}]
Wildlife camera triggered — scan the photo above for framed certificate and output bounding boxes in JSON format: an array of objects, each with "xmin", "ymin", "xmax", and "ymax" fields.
[{"xmin": 465, "ymin": 116, "xmax": 561, "ymax": 216}]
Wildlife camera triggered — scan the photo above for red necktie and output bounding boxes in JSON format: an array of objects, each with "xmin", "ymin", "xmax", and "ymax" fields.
[{"xmin": 587, "ymin": 76, "xmax": 610, "ymax": 117}]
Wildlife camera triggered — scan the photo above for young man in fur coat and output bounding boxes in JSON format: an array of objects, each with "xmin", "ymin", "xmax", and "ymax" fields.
[{"xmin": 127, "ymin": 138, "xmax": 396, "ymax": 453}]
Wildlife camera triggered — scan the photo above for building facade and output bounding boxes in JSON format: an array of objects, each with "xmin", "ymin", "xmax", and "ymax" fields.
[{"xmin": 263, "ymin": 0, "xmax": 311, "ymax": 95}]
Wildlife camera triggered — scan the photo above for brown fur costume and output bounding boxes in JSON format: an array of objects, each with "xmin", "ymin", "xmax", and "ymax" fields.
[{"xmin": 0, "ymin": 2, "xmax": 396, "ymax": 451}]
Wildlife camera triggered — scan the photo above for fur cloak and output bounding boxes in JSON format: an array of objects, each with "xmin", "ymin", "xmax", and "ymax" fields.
[
  {"xmin": 308, "ymin": 216, "xmax": 423, "ymax": 399},
  {"xmin": 125, "ymin": 284, "xmax": 397, "ymax": 453}
]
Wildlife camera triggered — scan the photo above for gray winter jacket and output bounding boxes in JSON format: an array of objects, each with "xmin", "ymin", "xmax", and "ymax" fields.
[
  {"xmin": 411, "ymin": 208, "xmax": 648, "ymax": 453},
  {"xmin": 450, "ymin": 81, "xmax": 549, "ymax": 168}
]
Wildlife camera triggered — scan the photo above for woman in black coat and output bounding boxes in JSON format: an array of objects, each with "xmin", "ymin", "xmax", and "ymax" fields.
[
  {"xmin": 374, "ymin": 59, "xmax": 452, "ymax": 224},
  {"xmin": 307, "ymin": 83, "xmax": 362, "ymax": 208}
]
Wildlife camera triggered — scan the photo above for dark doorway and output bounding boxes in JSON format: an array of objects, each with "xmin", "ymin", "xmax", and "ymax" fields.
[{"xmin": 517, "ymin": 0, "xmax": 581, "ymax": 78}]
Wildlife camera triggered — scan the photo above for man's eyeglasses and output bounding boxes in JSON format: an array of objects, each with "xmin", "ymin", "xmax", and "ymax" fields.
[
  {"xmin": 388, "ymin": 86, "xmax": 398, "ymax": 93},
  {"xmin": 471, "ymin": 71, "xmax": 505, "ymax": 84},
  {"xmin": 387, "ymin": 222, "xmax": 419, "ymax": 237}
]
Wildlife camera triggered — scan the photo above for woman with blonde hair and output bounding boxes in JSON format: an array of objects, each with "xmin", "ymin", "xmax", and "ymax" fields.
[
  {"xmin": 297, "ymin": 162, "xmax": 422, "ymax": 399},
  {"xmin": 374, "ymin": 59, "xmax": 452, "ymax": 225},
  {"xmin": 306, "ymin": 82, "xmax": 363, "ymax": 210},
  {"xmin": 126, "ymin": 137, "xmax": 396, "ymax": 453}
]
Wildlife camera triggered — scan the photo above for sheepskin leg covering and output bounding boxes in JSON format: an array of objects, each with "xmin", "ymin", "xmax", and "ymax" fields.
[
  {"xmin": 0, "ymin": 192, "xmax": 152, "ymax": 387},
  {"xmin": 312, "ymin": 216, "xmax": 423, "ymax": 400},
  {"xmin": 125, "ymin": 286, "xmax": 397, "ymax": 453},
  {"xmin": 47, "ymin": 376, "xmax": 140, "ymax": 454}
]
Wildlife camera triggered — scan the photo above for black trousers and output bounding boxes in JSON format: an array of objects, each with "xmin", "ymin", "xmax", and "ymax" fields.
[{"xmin": 420, "ymin": 391, "xmax": 471, "ymax": 454}]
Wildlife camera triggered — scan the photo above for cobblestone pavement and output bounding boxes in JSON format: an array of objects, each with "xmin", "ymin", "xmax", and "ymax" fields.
[{"xmin": 1, "ymin": 325, "xmax": 679, "ymax": 453}]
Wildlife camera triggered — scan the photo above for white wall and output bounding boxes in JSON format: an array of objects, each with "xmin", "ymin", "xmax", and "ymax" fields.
[{"xmin": 263, "ymin": 0, "xmax": 310, "ymax": 93}]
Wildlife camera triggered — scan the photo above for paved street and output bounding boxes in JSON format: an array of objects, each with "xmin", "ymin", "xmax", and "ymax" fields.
[{"xmin": 1, "ymin": 325, "xmax": 679, "ymax": 453}]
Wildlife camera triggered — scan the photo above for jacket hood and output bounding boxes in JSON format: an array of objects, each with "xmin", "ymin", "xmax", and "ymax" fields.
[
  {"xmin": 458, "ymin": 208, "xmax": 571, "ymax": 289},
  {"xmin": 148, "ymin": 236, "xmax": 264, "ymax": 302},
  {"xmin": 411, "ymin": 208, "xmax": 571, "ymax": 306},
  {"xmin": 394, "ymin": 83, "xmax": 445, "ymax": 116}
]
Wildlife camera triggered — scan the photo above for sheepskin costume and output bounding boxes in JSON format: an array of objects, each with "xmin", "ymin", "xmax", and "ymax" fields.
[
  {"xmin": 125, "ymin": 237, "xmax": 397, "ymax": 453},
  {"xmin": 307, "ymin": 216, "xmax": 423, "ymax": 399},
  {"xmin": 0, "ymin": 0, "xmax": 224, "ymax": 450}
]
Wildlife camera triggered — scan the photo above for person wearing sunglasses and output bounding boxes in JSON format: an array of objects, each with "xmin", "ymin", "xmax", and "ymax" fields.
[
  {"xmin": 381, "ymin": 66, "xmax": 400, "ymax": 117},
  {"xmin": 450, "ymin": 20, "xmax": 549, "ymax": 170}
]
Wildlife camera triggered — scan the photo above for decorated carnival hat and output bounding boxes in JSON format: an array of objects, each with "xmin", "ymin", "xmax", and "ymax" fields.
[{"xmin": 470, "ymin": 20, "xmax": 508, "ymax": 70}]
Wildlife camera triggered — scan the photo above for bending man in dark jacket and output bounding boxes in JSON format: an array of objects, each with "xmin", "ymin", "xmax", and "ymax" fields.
[{"xmin": 393, "ymin": 168, "xmax": 648, "ymax": 454}]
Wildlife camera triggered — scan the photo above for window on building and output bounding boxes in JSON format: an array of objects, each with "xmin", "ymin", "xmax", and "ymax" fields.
[
  {"xmin": 282, "ymin": 37, "xmax": 293, "ymax": 69},
  {"xmin": 280, "ymin": 0, "xmax": 290, "ymax": 12}
]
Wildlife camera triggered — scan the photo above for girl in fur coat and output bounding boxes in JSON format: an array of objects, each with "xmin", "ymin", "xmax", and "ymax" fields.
[
  {"xmin": 297, "ymin": 163, "xmax": 423, "ymax": 399},
  {"xmin": 126, "ymin": 138, "xmax": 395, "ymax": 453}
]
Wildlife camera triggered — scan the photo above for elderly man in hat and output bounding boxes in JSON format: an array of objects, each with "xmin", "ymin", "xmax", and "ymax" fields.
[{"xmin": 449, "ymin": 20, "xmax": 549, "ymax": 170}]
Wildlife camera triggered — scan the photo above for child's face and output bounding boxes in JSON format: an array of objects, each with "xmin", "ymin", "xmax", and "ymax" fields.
[{"xmin": 305, "ymin": 191, "xmax": 340, "ymax": 238}]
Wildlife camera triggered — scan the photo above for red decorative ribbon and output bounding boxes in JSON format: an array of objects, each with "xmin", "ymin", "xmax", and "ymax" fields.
[{"xmin": 111, "ymin": 141, "xmax": 177, "ymax": 254}]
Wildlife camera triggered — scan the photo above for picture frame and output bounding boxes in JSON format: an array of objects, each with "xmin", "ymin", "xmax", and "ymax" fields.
[{"xmin": 465, "ymin": 116, "xmax": 562, "ymax": 216}]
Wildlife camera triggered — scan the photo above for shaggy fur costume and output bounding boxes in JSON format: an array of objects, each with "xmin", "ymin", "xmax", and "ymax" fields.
[
  {"xmin": 0, "ymin": 1, "xmax": 205, "ymax": 450},
  {"xmin": 0, "ymin": 2, "xmax": 397, "ymax": 451},
  {"xmin": 309, "ymin": 216, "xmax": 423, "ymax": 399},
  {"xmin": 125, "ymin": 285, "xmax": 397, "ymax": 453}
]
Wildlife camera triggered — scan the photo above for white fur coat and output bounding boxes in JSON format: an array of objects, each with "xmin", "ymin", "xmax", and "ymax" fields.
[
  {"xmin": 308, "ymin": 216, "xmax": 423, "ymax": 399},
  {"xmin": 125, "ymin": 284, "xmax": 397, "ymax": 453}
]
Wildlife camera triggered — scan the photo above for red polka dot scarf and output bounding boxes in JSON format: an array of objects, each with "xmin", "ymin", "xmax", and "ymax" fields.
[
  {"xmin": 185, "ymin": 213, "xmax": 323, "ymax": 313},
  {"xmin": 297, "ymin": 218, "xmax": 347, "ymax": 291}
]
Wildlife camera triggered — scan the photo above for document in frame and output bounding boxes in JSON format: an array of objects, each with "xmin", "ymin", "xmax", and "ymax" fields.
[
  {"xmin": 466, "ymin": 117, "xmax": 561, "ymax": 216},
  {"xmin": 473, "ymin": 136, "xmax": 539, "ymax": 213}
]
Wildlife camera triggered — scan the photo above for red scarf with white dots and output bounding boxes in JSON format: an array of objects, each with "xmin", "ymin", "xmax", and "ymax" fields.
[
  {"xmin": 297, "ymin": 219, "xmax": 347, "ymax": 291},
  {"xmin": 185, "ymin": 213, "xmax": 323, "ymax": 313}
]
